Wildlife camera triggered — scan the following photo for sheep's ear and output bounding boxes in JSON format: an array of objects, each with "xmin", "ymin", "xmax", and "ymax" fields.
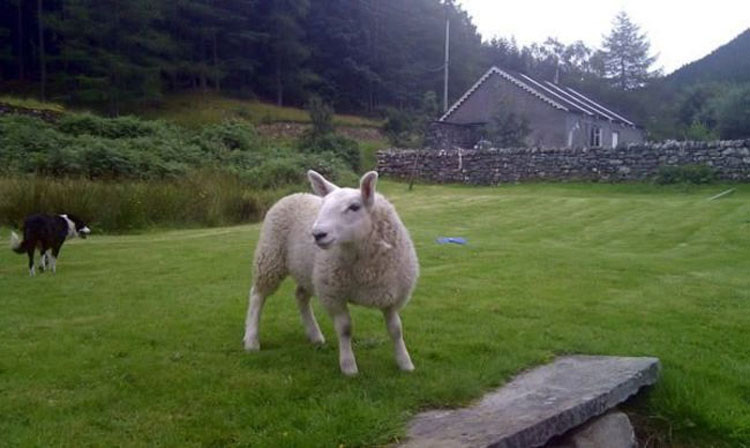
[
  {"xmin": 360, "ymin": 171, "xmax": 378, "ymax": 207},
  {"xmin": 308, "ymin": 170, "xmax": 339, "ymax": 197}
]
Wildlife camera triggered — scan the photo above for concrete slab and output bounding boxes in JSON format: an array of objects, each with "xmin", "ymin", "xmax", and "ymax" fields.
[
  {"xmin": 547, "ymin": 411, "xmax": 636, "ymax": 448},
  {"xmin": 402, "ymin": 355, "xmax": 660, "ymax": 448}
]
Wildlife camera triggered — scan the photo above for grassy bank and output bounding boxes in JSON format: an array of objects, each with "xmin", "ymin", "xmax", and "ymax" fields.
[
  {"xmin": 0, "ymin": 95, "xmax": 65, "ymax": 113},
  {"xmin": 137, "ymin": 92, "xmax": 382, "ymax": 129},
  {"xmin": 1, "ymin": 181, "xmax": 749, "ymax": 447},
  {"xmin": 0, "ymin": 110, "xmax": 363, "ymax": 232}
]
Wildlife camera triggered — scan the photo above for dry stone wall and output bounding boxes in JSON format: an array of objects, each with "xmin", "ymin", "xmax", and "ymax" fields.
[{"xmin": 377, "ymin": 140, "xmax": 750, "ymax": 184}]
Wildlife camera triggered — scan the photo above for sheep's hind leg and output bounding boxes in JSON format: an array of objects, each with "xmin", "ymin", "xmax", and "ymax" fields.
[
  {"xmin": 243, "ymin": 286, "xmax": 267, "ymax": 351},
  {"xmin": 327, "ymin": 303, "xmax": 358, "ymax": 375},
  {"xmin": 295, "ymin": 286, "xmax": 325, "ymax": 345},
  {"xmin": 383, "ymin": 307, "xmax": 415, "ymax": 372}
]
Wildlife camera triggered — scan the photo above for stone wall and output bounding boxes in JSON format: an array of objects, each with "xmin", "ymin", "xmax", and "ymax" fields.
[{"xmin": 377, "ymin": 140, "xmax": 750, "ymax": 184}]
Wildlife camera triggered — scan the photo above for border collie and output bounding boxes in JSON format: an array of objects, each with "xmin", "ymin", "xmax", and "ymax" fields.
[{"xmin": 9, "ymin": 214, "xmax": 91, "ymax": 276}]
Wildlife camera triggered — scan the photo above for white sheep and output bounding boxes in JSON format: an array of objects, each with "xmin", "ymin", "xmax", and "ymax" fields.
[{"xmin": 243, "ymin": 170, "xmax": 419, "ymax": 375}]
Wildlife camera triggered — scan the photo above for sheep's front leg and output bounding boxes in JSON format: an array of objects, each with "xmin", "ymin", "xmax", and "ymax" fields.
[
  {"xmin": 329, "ymin": 304, "xmax": 358, "ymax": 376},
  {"xmin": 383, "ymin": 308, "xmax": 414, "ymax": 372}
]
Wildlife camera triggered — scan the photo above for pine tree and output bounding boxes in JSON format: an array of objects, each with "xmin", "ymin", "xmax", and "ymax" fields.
[
  {"xmin": 717, "ymin": 85, "xmax": 750, "ymax": 139},
  {"xmin": 600, "ymin": 11, "xmax": 659, "ymax": 90},
  {"xmin": 36, "ymin": 0, "xmax": 45, "ymax": 100},
  {"xmin": 50, "ymin": 0, "xmax": 170, "ymax": 114},
  {"xmin": 0, "ymin": 17, "xmax": 12, "ymax": 80},
  {"xmin": 256, "ymin": 0, "xmax": 310, "ymax": 106}
]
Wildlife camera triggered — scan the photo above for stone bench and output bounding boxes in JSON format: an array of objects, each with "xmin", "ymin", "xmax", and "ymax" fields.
[{"xmin": 401, "ymin": 355, "xmax": 661, "ymax": 448}]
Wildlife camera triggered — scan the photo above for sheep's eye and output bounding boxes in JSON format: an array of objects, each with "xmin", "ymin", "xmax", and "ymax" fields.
[{"xmin": 348, "ymin": 203, "xmax": 361, "ymax": 212}]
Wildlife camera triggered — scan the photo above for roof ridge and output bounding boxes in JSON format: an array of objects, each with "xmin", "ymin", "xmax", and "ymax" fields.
[
  {"xmin": 565, "ymin": 87, "xmax": 635, "ymax": 126},
  {"xmin": 439, "ymin": 66, "xmax": 638, "ymax": 127},
  {"xmin": 439, "ymin": 67, "xmax": 499, "ymax": 121},
  {"xmin": 439, "ymin": 66, "xmax": 569, "ymax": 121},
  {"xmin": 542, "ymin": 81, "xmax": 603, "ymax": 118},
  {"xmin": 494, "ymin": 69, "xmax": 569, "ymax": 112}
]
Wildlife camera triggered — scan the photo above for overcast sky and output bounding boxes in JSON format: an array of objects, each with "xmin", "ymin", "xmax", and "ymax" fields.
[{"xmin": 456, "ymin": 0, "xmax": 750, "ymax": 74}]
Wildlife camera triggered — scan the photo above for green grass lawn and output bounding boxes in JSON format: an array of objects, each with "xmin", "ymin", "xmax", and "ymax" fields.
[{"xmin": 1, "ymin": 182, "xmax": 749, "ymax": 447}]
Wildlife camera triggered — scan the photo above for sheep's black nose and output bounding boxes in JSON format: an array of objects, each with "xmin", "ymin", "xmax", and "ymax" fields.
[{"xmin": 313, "ymin": 231, "xmax": 328, "ymax": 242}]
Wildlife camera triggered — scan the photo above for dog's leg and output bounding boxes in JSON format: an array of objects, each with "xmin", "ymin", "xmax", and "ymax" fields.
[
  {"xmin": 50, "ymin": 247, "xmax": 60, "ymax": 274},
  {"xmin": 27, "ymin": 250, "xmax": 35, "ymax": 276},
  {"xmin": 39, "ymin": 250, "xmax": 49, "ymax": 272}
]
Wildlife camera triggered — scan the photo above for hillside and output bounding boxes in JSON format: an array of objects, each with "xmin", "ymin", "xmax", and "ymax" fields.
[
  {"xmin": 136, "ymin": 93, "xmax": 382, "ymax": 129},
  {"xmin": 667, "ymin": 28, "xmax": 750, "ymax": 86}
]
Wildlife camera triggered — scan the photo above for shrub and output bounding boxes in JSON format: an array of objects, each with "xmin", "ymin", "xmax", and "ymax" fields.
[
  {"xmin": 654, "ymin": 164, "xmax": 717, "ymax": 185},
  {"xmin": 382, "ymin": 92, "xmax": 440, "ymax": 147},
  {"xmin": 0, "ymin": 115, "xmax": 71, "ymax": 174},
  {"xmin": 0, "ymin": 113, "xmax": 270, "ymax": 180},
  {"xmin": 306, "ymin": 95, "xmax": 334, "ymax": 136},
  {"xmin": 195, "ymin": 120, "xmax": 259, "ymax": 153},
  {"xmin": 245, "ymin": 156, "xmax": 308, "ymax": 190},
  {"xmin": 297, "ymin": 132, "xmax": 361, "ymax": 172},
  {"xmin": 382, "ymin": 107, "xmax": 418, "ymax": 147},
  {"xmin": 684, "ymin": 120, "xmax": 719, "ymax": 141},
  {"xmin": 58, "ymin": 113, "xmax": 163, "ymax": 138},
  {"xmin": 243, "ymin": 149, "xmax": 354, "ymax": 190},
  {"xmin": 304, "ymin": 152, "xmax": 358, "ymax": 186},
  {"xmin": 716, "ymin": 85, "xmax": 750, "ymax": 139}
]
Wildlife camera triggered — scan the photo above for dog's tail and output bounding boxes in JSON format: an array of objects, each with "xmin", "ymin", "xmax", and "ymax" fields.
[{"xmin": 9, "ymin": 231, "xmax": 26, "ymax": 254}]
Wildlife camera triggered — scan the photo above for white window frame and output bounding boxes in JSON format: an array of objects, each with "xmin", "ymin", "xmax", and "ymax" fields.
[
  {"xmin": 612, "ymin": 131, "xmax": 620, "ymax": 148},
  {"xmin": 590, "ymin": 126, "xmax": 602, "ymax": 148}
]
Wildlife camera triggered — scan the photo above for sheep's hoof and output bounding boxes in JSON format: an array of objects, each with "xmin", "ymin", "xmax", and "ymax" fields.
[
  {"xmin": 399, "ymin": 362, "xmax": 415, "ymax": 372},
  {"xmin": 397, "ymin": 358, "xmax": 415, "ymax": 372},
  {"xmin": 340, "ymin": 360, "xmax": 359, "ymax": 376},
  {"xmin": 309, "ymin": 334, "xmax": 326, "ymax": 346},
  {"xmin": 243, "ymin": 338, "xmax": 260, "ymax": 351}
]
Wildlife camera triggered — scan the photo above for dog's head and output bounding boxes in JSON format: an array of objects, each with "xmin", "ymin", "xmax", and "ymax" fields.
[{"xmin": 63, "ymin": 214, "xmax": 91, "ymax": 239}]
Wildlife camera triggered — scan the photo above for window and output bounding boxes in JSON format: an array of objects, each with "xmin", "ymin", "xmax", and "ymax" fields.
[
  {"xmin": 590, "ymin": 126, "xmax": 602, "ymax": 148},
  {"xmin": 612, "ymin": 131, "xmax": 620, "ymax": 148}
]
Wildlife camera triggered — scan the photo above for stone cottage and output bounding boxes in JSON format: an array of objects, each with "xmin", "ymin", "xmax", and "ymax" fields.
[{"xmin": 429, "ymin": 66, "xmax": 645, "ymax": 149}]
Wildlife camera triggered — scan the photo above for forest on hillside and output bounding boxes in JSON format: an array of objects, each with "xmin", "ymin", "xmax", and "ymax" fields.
[{"xmin": 0, "ymin": 0, "xmax": 749, "ymax": 140}]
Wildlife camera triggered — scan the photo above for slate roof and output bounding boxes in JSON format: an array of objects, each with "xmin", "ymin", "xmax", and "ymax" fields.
[{"xmin": 439, "ymin": 66, "xmax": 638, "ymax": 127}]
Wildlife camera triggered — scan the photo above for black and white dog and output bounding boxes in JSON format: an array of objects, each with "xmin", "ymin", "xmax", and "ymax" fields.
[{"xmin": 9, "ymin": 214, "xmax": 91, "ymax": 276}]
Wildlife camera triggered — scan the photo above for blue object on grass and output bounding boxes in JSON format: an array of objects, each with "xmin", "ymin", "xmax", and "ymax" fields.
[{"xmin": 436, "ymin": 237, "xmax": 467, "ymax": 245}]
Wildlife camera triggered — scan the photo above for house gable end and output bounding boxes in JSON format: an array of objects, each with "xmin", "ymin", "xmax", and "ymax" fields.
[
  {"xmin": 439, "ymin": 67, "xmax": 569, "ymax": 122},
  {"xmin": 440, "ymin": 66, "xmax": 640, "ymax": 129}
]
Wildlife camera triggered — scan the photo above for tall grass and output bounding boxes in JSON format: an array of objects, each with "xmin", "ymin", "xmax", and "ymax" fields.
[{"xmin": 0, "ymin": 172, "xmax": 293, "ymax": 232}]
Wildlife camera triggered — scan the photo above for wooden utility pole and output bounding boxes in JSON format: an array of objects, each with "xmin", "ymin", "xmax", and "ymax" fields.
[{"xmin": 443, "ymin": 16, "xmax": 450, "ymax": 112}]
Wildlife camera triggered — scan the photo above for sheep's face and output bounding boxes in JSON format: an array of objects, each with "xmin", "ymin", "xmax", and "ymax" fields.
[{"xmin": 308, "ymin": 170, "xmax": 378, "ymax": 250}]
